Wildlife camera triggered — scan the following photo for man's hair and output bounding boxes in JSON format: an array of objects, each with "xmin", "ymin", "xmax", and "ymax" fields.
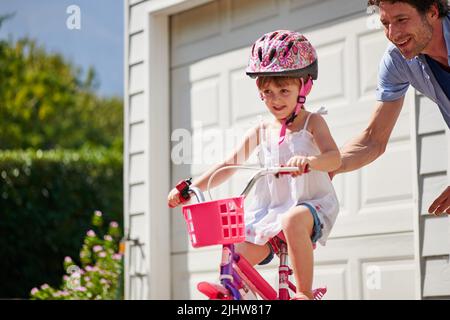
[{"xmin": 367, "ymin": 0, "xmax": 449, "ymax": 18}]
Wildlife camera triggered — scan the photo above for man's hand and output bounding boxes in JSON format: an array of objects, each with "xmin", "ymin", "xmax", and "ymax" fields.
[{"xmin": 428, "ymin": 186, "xmax": 450, "ymax": 215}]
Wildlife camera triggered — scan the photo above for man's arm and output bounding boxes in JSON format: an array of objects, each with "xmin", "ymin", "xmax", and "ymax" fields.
[{"xmin": 333, "ymin": 97, "xmax": 405, "ymax": 175}]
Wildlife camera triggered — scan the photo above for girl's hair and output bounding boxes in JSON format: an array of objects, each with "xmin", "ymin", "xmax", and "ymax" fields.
[
  {"xmin": 367, "ymin": 0, "xmax": 449, "ymax": 18},
  {"xmin": 256, "ymin": 76, "xmax": 301, "ymax": 90}
]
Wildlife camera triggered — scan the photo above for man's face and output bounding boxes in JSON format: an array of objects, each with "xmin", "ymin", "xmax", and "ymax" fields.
[{"xmin": 379, "ymin": 1, "xmax": 433, "ymax": 59}]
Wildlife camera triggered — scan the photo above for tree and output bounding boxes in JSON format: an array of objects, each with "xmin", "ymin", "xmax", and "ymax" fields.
[{"xmin": 0, "ymin": 33, "xmax": 123, "ymax": 151}]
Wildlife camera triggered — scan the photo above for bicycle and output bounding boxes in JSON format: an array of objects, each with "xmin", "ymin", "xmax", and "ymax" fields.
[{"xmin": 172, "ymin": 165, "xmax": 327, "ymax": 300}]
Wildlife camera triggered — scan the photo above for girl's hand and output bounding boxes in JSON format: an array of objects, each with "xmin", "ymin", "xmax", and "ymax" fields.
[
  {"xmin": 168, "ymin": 188, "xmax": 182, "ymax": 208},
  {"xmin": 286, "ymin": 156, "xmax": 311, "ymax": 178}
]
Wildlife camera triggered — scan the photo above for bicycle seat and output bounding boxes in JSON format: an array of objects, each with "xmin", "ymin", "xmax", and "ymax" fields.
[{"xmin": 275, "ymin": 231, "xmax": 287, "ymax": 243}]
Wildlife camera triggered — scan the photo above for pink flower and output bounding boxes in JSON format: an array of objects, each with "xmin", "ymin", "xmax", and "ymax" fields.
[
  {"xmin": 98, "ymin": 252, "xmax": 106, "ymax": 258},
  {"xmin": 112, "ymin": 254, "xmax": 122, "ymax": 261},
  {"xmin": 31, "ymin": 288, "xmax": 39, "ymax": 295},
  {"xmin": 41, "ymin": 284, "xmax": 50, "ymax": 290},
  {"xmin": 94, "ymin": 210, "xmax": 102, "ymax": 217},
  {"xmin": 104, "ymin": 235, "xmax": 113, "ymax": 241},
  {"xmin": 76, "ymin": 287, "xmax": 87, "ymax": 292},
  {"xmin": 87, "ymin": 230, "xmax": 96, "ymax": 237},
  {"xmin": 93, "ymin": 245, "xmax": 103, "ymax": 252},
  {"xmin": 109, "ymin": 221, "xmax": 118, "ymax": 228},
  {"xmin": 64, "ymin": 256, "xmax": 72, "ymax": 263}
]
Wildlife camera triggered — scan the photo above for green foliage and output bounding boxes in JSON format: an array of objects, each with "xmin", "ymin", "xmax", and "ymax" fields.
[
  {"xmin": 0, "ymin": 15, "xmax": 124, "ymax": 299},
  {"xmin": 30, "ymin": 211, "xmax": 123, "ymax": 300},
  {"xmin": 0, "ymin": 37, "xmax": 123, "ymax": 151},
  {"xmin": 0, "ymin": 149, "xmax": 123, "ymax": 298}
]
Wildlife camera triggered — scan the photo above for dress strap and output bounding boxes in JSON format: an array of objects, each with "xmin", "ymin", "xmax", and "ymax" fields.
[
  {"xmin": 303, "ymin": 113, "xmax": 314, "ymax": 132},
  {"xmin": 303, "ymin": 106, "xmax": 328, "ymax": 131}
]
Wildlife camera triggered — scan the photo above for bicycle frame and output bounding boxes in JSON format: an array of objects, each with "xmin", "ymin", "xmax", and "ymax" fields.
[{"xmin": 177, "ymin": 166, "xmax": 326, "ymax": 300}]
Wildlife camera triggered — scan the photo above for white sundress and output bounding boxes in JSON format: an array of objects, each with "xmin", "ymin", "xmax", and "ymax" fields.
[{"xmin": 245, "ymin": 110, "xmax": 339, "ymax": 247}]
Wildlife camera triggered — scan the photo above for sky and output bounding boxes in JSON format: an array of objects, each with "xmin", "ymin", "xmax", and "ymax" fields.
[{"xmin": 0, "ymin": 0, "xmax": 124, "ymax": 98}]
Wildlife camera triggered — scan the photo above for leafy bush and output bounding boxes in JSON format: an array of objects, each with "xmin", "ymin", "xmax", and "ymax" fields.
[
  {"xmin": 30, "ymin": 211, "xmax": 123, "ymax": 300},
  {"xmin": 0, "ymin": 148, "xmax": 123, "ymax": 298}
]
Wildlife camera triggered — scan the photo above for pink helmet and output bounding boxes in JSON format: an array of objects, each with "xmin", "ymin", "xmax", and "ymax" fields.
[
  {"xmin": 247, "ymin": 30, "xmax": 318, "ymax": 145},
  {"xmin": 246, "ymin": 30, "xmax": 318, "ymax": 80}
]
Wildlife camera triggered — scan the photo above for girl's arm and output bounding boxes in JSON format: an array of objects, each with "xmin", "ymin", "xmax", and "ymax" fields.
[
  {"xmin": 307, "ymin": 113, "xmax": 341, "ymax": 172},
  {"xmin": 190, "ymin": 124, "xmax": 261, "ymax": 191}
]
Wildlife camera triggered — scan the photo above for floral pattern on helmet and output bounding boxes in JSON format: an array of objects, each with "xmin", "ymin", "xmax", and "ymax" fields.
[{"xmin": 246, "ymin": 30, "xmax": 317, "ymax": 76}]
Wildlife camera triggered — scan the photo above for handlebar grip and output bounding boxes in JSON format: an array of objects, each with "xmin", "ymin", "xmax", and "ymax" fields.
[
  {"xmin": 275, "ymin": 165, "xmax": 310, "ymax": 179},
  {"xmin": 277, "ymin": 164, "xmax": 310, "ymax": 176},
  {"xmin": 172, "ymin": 178, "xmax": 193, "ymax": 207}
]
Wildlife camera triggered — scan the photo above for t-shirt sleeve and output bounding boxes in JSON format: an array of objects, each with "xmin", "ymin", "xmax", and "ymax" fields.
[{"xmin": 375, "ymin": 46, "xmax": 410, "ymax": 102}]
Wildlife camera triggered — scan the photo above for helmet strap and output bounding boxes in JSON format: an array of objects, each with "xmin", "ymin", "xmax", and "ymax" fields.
[{"xmin": 278, "ymin": 77, "xmax": 313, "ymax": 145}]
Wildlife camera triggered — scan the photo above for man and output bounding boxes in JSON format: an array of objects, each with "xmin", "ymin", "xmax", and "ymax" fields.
[{"xmin": 332, "ymin": 0, "xmax": 450, "ymax": 215}]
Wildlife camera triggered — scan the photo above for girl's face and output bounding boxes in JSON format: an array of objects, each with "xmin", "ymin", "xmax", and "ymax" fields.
[{"xmin": 259, "ymin": 81, "xmax": 300, "ymax": 121}]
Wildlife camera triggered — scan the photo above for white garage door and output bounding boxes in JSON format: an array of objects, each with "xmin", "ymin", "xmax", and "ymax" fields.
[{"xmin": 169, "ymin": 0, "xmax": 417, "ymax": 300}]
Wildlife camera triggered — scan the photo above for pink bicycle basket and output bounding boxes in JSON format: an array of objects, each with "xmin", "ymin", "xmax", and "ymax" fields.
[{"xmin": 182, "ymin": 196, "xmax": 245, "ymax": 248}]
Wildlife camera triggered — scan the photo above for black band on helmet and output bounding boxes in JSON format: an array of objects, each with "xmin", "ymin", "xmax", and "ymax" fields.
[{"xmin": 246, "ymin": 60, "xmax": 318, "ymax": 80}]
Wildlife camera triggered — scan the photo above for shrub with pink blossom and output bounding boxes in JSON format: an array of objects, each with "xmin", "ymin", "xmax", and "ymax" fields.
[{"xmin": 30, "ymin": 211, "xmax": 123, "ymax": 300}]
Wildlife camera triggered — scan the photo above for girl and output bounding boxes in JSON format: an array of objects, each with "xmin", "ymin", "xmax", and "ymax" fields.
[{"xmin": 168, "ymin": 30, "xmax": 341, "ymax": 300}]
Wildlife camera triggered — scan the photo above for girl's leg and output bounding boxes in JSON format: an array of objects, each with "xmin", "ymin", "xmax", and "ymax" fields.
[
  {"xmin": 235, "ymin": 241, "xmax": 271, "ymax": 266},
  {"xmin": 281, "ymin": 206, "xmax": 315, "ymax": 300}
]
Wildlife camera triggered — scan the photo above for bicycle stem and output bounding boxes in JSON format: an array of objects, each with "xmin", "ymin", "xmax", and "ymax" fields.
[
  {"xmin": 239, "ymin": 169, "xmax": 276, "ymax": 199},
  {"xmin": 187, "ymin": 186, "xmax": 206, "ymax": 203}
]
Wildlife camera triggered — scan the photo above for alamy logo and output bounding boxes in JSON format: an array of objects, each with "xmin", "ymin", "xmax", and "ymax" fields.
[
  {"xmin": 366, "ymin": 265, "xmax": 382, "ymax": 290},
  {"xmin": 66, "ymin": 5, "xmax": 81, "ymax": 30}
]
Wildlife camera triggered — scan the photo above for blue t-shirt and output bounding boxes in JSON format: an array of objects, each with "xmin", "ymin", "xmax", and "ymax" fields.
[{"xmin": 425, "ymin": 55, "xmax": 450, "ymax": 101}]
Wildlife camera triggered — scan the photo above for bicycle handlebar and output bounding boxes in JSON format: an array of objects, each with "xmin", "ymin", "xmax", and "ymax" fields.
[{"xmin": 172, "ymin": 165, "xmax": 309, "ymax": 206}]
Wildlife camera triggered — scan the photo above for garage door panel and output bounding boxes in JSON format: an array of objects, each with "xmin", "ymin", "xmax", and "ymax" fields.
[
  {"xmin": 358, "ymin": 31, "xmax": 389, "ymax": 98},
  {"xmin": 171, "ymin": 1, "xmax": 221, "ymax": 48},
  {"xmin": 314, "ymin": 263, "xmax": 349, "ymax": 300},
  {"xmin": 308, "ymin": 39, "xmax": 347, "ymax": 105},
  {"xmin": 230, "ymin": 67, "xmax": 264, "ymax": 121},
  {"xmin": 423, "ymin": 257, "xmax": 450, "ymax": 297},
  {"xmin": 361, "ymin": 259, "xmax": 416, "ymax": 300},
  {"xmin": 191, "ymin": 129, "xmax": 226, "ymax": 175},
  {"xmin": 422, "ymin": 216, "xmax": 450, "ymax": 256},
  {"xmin": 418, "ymin": 96, "xmax": 447, "ymax": 134},
  {"xmin": 420, "ymin": 174, "xmax": 447, "ymax": 215},
  {"xmin": 191, "ymin": 76, "xmax": 221, "ymax": 128},
  {"xmin": 361, "ymin": 141, "xmax": 413, "ymax": 207},
  {"xmin": 419, "ymin": 133, "xmax": 448, "ymax": 175},
  {"xmin": 230, "ymin": 0, "xmax": 278, "ymax": 31}
]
